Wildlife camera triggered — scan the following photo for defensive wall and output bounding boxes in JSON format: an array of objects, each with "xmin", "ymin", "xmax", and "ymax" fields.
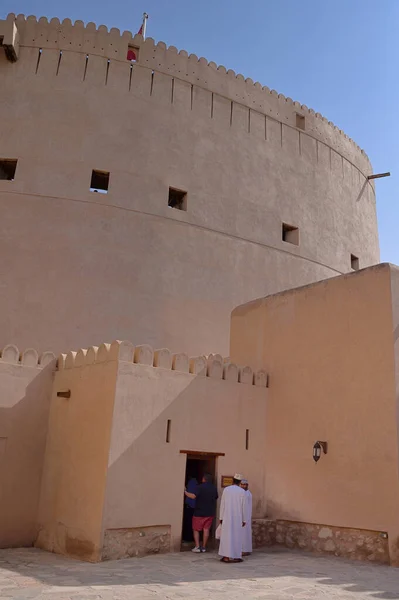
[
  {"xmin": 0, "ymin": 334, "xmax": 267, "ymax": 558},
  {"xmin": 3, "ymin": 266, "xmax": 399, "ymax": 565},
  {"xmin": 0, "ymin": 13, "xmax": 380, "ymax": 357},
  {"xmin": 0, "ymin": 344, "xmax": 55, "ymax": 549},
  {"xmin": 33, "ymin": 340, "xmax": 268, "ymax": 561},
  {"xmin": 231, "ymin": 264, "xmax": 399, "ymax": 566}
]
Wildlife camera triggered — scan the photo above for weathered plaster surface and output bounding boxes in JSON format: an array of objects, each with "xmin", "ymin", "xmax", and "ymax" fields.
[
  {"xmin": 0, "ymin": 347, "xmax": 55, "ymax": 548},
  {"xmin": 230, "ymin": 264, "xmax": 399, "ymax": 566},
  {"xmin": 35, "ymin": 341, "xmax": 267, "ymax": 560},
  {"xmin": 35, "ymin": 348, "xmax": 119, "ymax": 562},
  {"xmin": 0, "ymin": 14, "xmax": 379, "ymax": 357}
]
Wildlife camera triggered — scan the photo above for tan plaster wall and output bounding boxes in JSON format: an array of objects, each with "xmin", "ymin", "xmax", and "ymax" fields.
[
  {"xmin": 0, "ymin": 14, "xmax": 379, "ymax": 357},
  {"xmin": 103, "ymin": 362, "xmax": 267, "ymax": 551},
  {"xmin": 0, "ymin": 356, "xmax": 54, "ymax": 547},
  {"xmin": 230, "ymin": 264, "xmax": 399, "ymax": 565},
  {"xmin": 36, "ymin": 359, "xmax": 118, "ymax": 562}
]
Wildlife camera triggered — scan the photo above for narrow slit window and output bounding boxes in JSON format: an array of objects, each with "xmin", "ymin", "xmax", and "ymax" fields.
[
  {"xmin": 282, "ymin": 223, "xmax": 299, "ymax": 246},
  {"xmin": 0, "ymin": 159, "xmax": 17, "ymax": 181},
  {"xmin": 245, "ymin": 429, "xmax": 249, "ymax": 450},
  {"xmin": 90, "ymin": 170, "xmax": 109, "ymax": 194},
  {"xmin": 168, "ymin": 187, "xmax": 187, "ymax": 211},
  {"xmin": 127, "ymin": 45, "xmax": 139, "ymax": 62},
  {"xmin": 166, "ymin": 419, "xmax": 171, "ymax": 443},
  {"xmin": 351, "ymin": 254, "xmax": 359, "ymax": 271},
  {"xmin": 296, "ymin": 113, "xmax": 305, "ymax": 130}
]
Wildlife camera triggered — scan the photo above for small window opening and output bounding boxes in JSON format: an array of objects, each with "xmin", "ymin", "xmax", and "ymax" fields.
[
  {"xmin": 127, "ymin": 45, "xmax": 139, "ymax": 62},
  {"xmin": 90, "ymin": 170, "xmax": 109, "ymax": 194},
  {"xmin": 166, "ymin": 419, "xmax": 171, "ymax": 443},
  {"xmin": 168, "ymin": 187, "xmax": 187, "ymax": 211},
  {"xmin": 245, "ymin": 429, "xmax": 249, "ymax": 450},
  {"xmin": 351, "ymin": 254, "xmax": 359, "ymax": 271},
  {"xmin": 0, "ymin": 159, "xmax": 17, "ymax": 181},
  {"xmin": 282, "ymin": 222, "xmax": 299, "ymax": 245},
  {"xmin": 296, "ymin": 113, "xmax": 305, "ymax": 130}
]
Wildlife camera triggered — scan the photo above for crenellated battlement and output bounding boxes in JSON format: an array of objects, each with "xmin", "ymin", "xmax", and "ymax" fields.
[
  {"xmin": 57, "ymin": 340, "xmax": 268, "ymax": 387},
  {"xmin": 0, "ymin": 343, "xmax": 56, "ymax": 367},
  {"xmin": 2, "ymin": 12, "xmax": 371, "ymax": 172}
]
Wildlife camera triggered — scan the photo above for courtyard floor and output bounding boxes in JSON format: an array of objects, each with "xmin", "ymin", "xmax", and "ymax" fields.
[{"xmin": 0, "ymin": 547, "xmax": 398, "ymax": 599}]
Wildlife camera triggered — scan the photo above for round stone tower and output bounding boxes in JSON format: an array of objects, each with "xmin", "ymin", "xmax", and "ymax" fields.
[{"xmin": 0, "ymin": 13, "xmax": 379, "ymax": 355}]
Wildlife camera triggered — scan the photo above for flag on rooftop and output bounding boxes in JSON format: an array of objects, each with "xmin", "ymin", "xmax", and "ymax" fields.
[{"xmin": 127, "ymin": 12, "xmax": 148, "ymax": 61}]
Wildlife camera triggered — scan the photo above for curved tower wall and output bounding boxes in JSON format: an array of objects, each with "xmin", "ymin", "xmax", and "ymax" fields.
[{"xmin": 0, "ymin": 14, "xmax": 379, "ymax": 355}]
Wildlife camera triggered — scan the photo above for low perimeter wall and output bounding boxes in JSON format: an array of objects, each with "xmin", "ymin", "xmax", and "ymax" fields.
[
  {"xmin": 252, "ymin": 519, "xmax": 389, "ymax": 564},
  {"xmin": 100, "ymin": 517, "xmax": 391, "ymax": 564}
]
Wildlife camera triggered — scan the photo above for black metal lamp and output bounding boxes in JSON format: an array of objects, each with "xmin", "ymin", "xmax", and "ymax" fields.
[{"xmin": 313, "ymin": 441, "xmax": 328, "ymax": 463}]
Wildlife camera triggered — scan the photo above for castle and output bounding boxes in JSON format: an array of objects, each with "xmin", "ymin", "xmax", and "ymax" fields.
[{"xmin": 2, "ymin": 13, "xmax": 399, "ymax": 567}]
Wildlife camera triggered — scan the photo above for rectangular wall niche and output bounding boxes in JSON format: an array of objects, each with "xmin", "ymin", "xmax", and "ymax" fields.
[
  {"xmin": 90, "ymin": 170, "xmax": 110, "ymax": 194},
  {"xmin": 127, "ymin": 45, "xmax": 139, "ymax": 62},
  {"xmin": 351, "ymin": 254, "xmax": 360, "ymax": 271},
  {"xmin": 168, "ymin": 187, "xmax": 187, "ymax": 211},
  {"xmin": 282, "ymin": 223, "xmax": 299, "ymax": 246},
  {"xmin": 0, "ymin": 159, "xmax": 17, "ymax": 181},
  {"xmin": 296, "ymin": 114, "xmax": 305, "ymax": 130}
]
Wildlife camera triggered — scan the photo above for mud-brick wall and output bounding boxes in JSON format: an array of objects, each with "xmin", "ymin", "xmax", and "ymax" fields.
[
  {"xmin": 0, "ymin": 345, "xmax": 55, "ymax": 547},
  {"xmin": 0, "ymin": 13, "xmax": 379, "ymax": 358},
  {"xmin": 36, "ymin": 340, "xmax": 267, "ymax": 561}
]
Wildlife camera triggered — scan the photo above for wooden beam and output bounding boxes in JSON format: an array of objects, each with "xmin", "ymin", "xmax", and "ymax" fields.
[
  {"xmin": 367, "ymin": 172, "xmax": 390, "ymax": 180},
  {"xmin": 179, "ymin": 450, "xmax": 225, "ymax": 457}
]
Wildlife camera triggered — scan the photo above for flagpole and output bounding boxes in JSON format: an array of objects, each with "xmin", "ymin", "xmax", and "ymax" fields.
[{"xmin": 142, "ymin": 12, "xmax": 148, "ymax": 39}]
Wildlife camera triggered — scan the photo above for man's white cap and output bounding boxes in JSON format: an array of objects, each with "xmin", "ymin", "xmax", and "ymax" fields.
[
  {"xmin": 241, "ymin": 479, "xmax": 248, "ymax": 484},
  {"xmin": 234, "ymin": 473, "xmax": 243, "ymax": 481}
]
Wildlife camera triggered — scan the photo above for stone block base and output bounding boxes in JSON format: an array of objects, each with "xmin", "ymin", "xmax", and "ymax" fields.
[
  {"xmin": 251, "ymin": 519, "xmax": 389, "ymax": 564},
  {"xmin": 274, "ymin": 520, "xmax": 389, "ymax": 564},
  {"xmin": 252, "ymin": 519, "xmax": 276, "ymax": 548},
  {"xmin": 102, "ymin": 526, "xmax": 171, "ymax": 560}
]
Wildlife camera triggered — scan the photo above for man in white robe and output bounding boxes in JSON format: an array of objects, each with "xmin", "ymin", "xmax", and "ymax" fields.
[
  {"xmin": 218, "ymin": 474, "xmax": 246, "ymax": 562},
  {"xmin": 240, "ymin": 479, "xmax": 252, "ymax": 555}
]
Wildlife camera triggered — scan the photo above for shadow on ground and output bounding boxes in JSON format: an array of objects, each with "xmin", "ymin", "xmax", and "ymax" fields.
[{"xmin": 0, "ymin": 547, "xmax": 398, "ymax": 599}]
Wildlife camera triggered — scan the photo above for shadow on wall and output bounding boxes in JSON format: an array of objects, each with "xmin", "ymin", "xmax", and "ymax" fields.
[
  {"xmin": 102, "ymin": 362, "xmax": 268, "ymax": 556},
  {"xmin": 0, "ymin": 364, "xmax": 54, "ymax": 548}
]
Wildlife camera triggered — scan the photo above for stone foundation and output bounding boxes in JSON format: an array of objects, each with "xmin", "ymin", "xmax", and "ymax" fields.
[
  {"xmin": 275, "ymin": 521, "xmax": 389, "ymax": 564},
  {"xmin": 103, "ymin": 520, "xmax": 389, "ymax": 564},
  {"xmin": 251, "ymin": 519, "xmax": 389, "ymax": 564},
  {"xmin": 252, "ymin": 519, "xmax": 276, "ymax": 548},
  {"xmin": 102, "ymin": 526, "xmax": 171, "ymax": 560}
]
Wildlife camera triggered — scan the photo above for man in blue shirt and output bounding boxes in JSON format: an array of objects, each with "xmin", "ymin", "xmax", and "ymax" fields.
[{"xmin": 185, "ymin": 473, "xmax": 218, "ymax": 552}]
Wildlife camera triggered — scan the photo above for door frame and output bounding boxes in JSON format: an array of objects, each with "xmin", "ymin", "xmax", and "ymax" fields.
[{"xmin": 180, "ymin": 450, "xmax": 224, "ymax": 550}]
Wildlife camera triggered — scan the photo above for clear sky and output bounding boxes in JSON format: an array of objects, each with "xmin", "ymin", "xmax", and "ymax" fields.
[{"xmin": 2, "ymin": 0, "xmax": 397, "ymax": 263}]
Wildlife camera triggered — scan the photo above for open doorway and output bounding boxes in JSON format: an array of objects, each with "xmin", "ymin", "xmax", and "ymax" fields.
[{"xmin": 181, "ymin": 452, "xmax": 218, "ymax": 550}]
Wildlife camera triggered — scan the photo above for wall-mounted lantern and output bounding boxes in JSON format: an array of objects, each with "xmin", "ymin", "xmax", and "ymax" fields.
[{"xmin": 313, "ymin": 441, "xmax": 328, "ymax": 463}]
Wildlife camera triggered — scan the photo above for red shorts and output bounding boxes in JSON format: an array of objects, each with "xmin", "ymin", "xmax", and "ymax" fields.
[{"xmin": 192, "ymin": 516, "xmax": 214, "ymax": 531}]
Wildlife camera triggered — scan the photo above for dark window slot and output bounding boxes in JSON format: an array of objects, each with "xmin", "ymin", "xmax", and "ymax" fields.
[
  {"xmin": 166, "ymin": 419, "xmax": 171, "ymax": 443},
  {"xmin": 90, "ymin": 170, "xmax": 110, "ymax": 194},
  {"xmin": 168, "ymin": 187, "xmax": 187, "ymax": 211},
  {"xmin": 0, "ymin": 159, "xmax": 17, "ymax": 181},
  {"xmin": 282, "ymin": 222, "xmax": 299, "ymax": 246}
]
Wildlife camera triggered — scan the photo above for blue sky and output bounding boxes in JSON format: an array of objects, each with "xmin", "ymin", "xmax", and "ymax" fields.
[{"xmin": 2, "ymin": 0, "xmax": 397, "ymax": 263}]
